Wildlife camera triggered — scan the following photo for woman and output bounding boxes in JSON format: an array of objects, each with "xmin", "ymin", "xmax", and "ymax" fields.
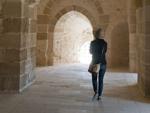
[{"xmin": 90, "ymin": 28, "xmax": 107, "ymax": 100}]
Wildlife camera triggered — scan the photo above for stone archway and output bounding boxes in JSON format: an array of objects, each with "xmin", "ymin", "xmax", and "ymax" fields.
[
  {"xmin": 49, "ymin": 5, "xmax": 98, "ymax": 30},
  {"xmin": 47, "ymin": 6, "xmax": 98, "ymax": 65},
  {"xmin": 52, "ymin": 11, "xmax": 93, "ymax": 65},
  {"xmin": 36, "ymin": 2, "xmax": 109, "ymax": 66},
  {"xmin": 0, "ymin": 0, "xmax": 150, "ymax": 97}
]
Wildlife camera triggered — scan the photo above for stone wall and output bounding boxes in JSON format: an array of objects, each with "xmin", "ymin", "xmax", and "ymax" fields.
[
  {"xmin": 136, "ymin": 0, "xmax": 150, "ymax": 96},
  {"xmin": 1, "ymin": 0, "xmax": 150, "ymax": 95},
  {"xmin": 36, "ymin": 0, "xmax": 130, "ymax": 68},
  {"xmin": 127, "ymin": 0, "xmax": 138, "ymax": 72},
  {"xmin": 36, "ymin": 0, "xmax": 110, "ymax": 66},
  {"xmin": 20, "ymin": 1, "xmax": 37, "ymax": 92},
  {"xmin": 111, "ymin": 22, "xmax": 129, "ymax": 67},
  {"xmin": 0, "ymin": 0, "xmax": 21, "ymax": 92},
  {"xmin": 0, "ymin": 0, "xmax": 37, "ymax": 92},
  {"xmin": 102, "ymin": 0, "xmax": 129, "ymax": 68}
]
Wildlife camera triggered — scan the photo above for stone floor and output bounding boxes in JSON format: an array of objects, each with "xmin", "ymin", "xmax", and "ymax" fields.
[{"xmin": 0, "ymin": 64, "xmax": 150, "ymax": 113}]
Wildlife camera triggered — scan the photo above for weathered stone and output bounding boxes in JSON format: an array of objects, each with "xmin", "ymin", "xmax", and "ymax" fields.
[
  {"xmin": 3, "ymin": 18, "xmax": 29, "ymax": 33},
  {"xmin": 0, "ymin": 33, "xmax": 20, "ymax": 49},
  {"xmin": 38, "ymin": 24, "xmax": 48, "ymax": 33},
  {"xmin": 37, "ymin": 15, "xmax": 50, "ymax": 24},
  {"xmin": 0, "ymin": 62, "xmax": 20, "ymax": 75},
  {"xmin": 1, "ymin": 1, "xmax": 22, "ymax": 18},
  {"xmin": 0, "ymin": 0, "xmax": 150, "ymax": 97},
  {"xmin": 37, "ymin": 33, "xmax": 48, "ymax": 40},
  {"xmin": 29, "ymin": 19, "xmax": 37, "ymax": 33}
]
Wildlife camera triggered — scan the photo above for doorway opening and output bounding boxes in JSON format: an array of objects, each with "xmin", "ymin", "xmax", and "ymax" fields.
[
  {"xmin": 53, "ymin": 11, "xmax": 93, "ymax": 65},
  {"xmin": 110, "ymin": 22, "xmax": 129, "ymax": 71},
  {"xmin": 79, "ymin": 41, "xmax": 92, "ymax": 64}
]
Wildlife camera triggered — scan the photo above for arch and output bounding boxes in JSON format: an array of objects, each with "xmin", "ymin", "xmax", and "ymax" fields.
[
  {"xmin": 46, "ymin": 6, "xmax": 99, "ymax": 65},
  {"xmin": 36, "ymin": 1, "xmax": 109, "ymax": 66},
  {"xmin": 43, "ymin": 0, "xmax": 104, "ymax": 15},
  {"xmin": 52, "ymin": 11, "xmax": 93, "ymax": 65},
  {"xmin": 48, "ymin": 5, "xmax": 98, "ymax": 32}
]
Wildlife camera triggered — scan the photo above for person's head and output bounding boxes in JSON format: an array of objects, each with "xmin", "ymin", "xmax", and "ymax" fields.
[{"xmin": 94, "ymin": 28, "xmax": 103, "ymax": 39}]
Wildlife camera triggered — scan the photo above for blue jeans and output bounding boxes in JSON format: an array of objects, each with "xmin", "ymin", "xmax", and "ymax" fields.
[{"xmin": 92, "ymin": 64, "xmax": 106, "ymax": 96}]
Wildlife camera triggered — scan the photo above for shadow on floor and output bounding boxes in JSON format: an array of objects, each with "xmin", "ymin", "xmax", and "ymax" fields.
[{"xmin": 104, "ymin": 84, "xmax": 150, "ymax": 103}]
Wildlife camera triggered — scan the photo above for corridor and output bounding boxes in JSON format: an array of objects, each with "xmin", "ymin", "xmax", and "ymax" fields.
[{"xmin": 0, "ymin": 64, "xmax": 149, "ymax": 113}]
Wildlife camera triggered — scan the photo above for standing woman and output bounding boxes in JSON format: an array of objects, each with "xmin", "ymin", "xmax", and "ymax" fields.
[{"xmin": 89, "ymin": 28, "xmax": 107, "ymax": 100}]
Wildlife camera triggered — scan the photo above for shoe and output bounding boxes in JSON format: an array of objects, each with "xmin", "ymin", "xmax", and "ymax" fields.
[
  {"xmin": 97, "ymin": 96, "xmax": 101, "ymax": 100},
  {"xmin": 93, "ymin": 91, "xmax": 97, "ymax": 97}
]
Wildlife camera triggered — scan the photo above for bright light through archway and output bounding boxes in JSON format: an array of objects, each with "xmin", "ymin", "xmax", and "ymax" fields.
[
  {"xmin": 53, "ymin": 11, "xmax": 93, "ymax": 65},
  {"xmin": 79, "ymin": 42, "xmax": 92, "ymax": 64}
]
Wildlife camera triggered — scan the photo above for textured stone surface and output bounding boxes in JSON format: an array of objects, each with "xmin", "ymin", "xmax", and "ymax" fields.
[
  {"xmin": 0, "ymin": 64, "xmax": 150, "ymax": 113},
  {"xmin": 0, "ymin": 0, "xmax": 36, "ymax": 92},
  {"xmin": 110, "ymin": 22, "xmax": 129, "ymax": 67},
  {"xmin": 0, "ymin": 0, "xmax": 150, "ymax": 96},
  {"xmin": 136, "ymin": 1, "xmax": 150, "ymax": 96}
]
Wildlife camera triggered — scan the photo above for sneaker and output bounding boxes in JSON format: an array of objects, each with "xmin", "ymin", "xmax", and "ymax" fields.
[
  {"xmin": 97, "ymin": 96, "xmax": 101, "ymax": 100},
  {"xmin": 93, "ymin": 92, "xmax": 96, "ymax": 97},
  {"xmin": 94, "ymin": 91, "xmax": 97, "ymax": 95}
]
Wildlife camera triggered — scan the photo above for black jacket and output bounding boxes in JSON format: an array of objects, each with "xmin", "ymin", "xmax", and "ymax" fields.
[{"xmin": 90, "ymin": 39, "xmax": 107, "ymax": 64}]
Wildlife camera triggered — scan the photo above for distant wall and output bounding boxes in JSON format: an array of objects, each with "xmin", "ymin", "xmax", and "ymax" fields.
[{"xmin": 111, "ymin": 22, "xmax": 129, "ymax": 67}]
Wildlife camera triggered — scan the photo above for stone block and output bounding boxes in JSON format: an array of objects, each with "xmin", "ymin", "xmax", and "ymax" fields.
[
  {"xmin": 37, "ymin": 40, "xmax": 48, "ymax": 51},
  {"xmin": 20, "ymin": 60, "xmax": 26, "ymax": 74},
  {"xmin": 129, "ymin": 24, "xmax": 136, "ymax": 33},
  {"xmin": 20, "ymin": 49, "xmax": 27, "ymax": 61},
  {"xmin": 1, "ymin": 1, "xmax": 21, "ymax": 18},
  {"xmin": 37, "ymin": 15, "xmax": 50, "ymax": 24},
  {"xmin": 129, "ymin": 15, "xmax": 136, "ymax": 24},
  {"xmin": 30, "ymin": 47, "xmax": 36, "ymax": 57},
  {"xmin": 47, "ymin": 0, "xmax": 54, "ymax": 8},
  {"xmin": 0, "ymin": 33, "xmax": 20, "ymax": 49},
  {"xmin": 144, "ymin": 6, "xmax": 150, "ymax": 21},
  {"xmin": 30, "ymin": 33, "xmax": 37, "ymax": 47},
  {"xmin": 21, "ymin": 18, "xmax": 30, "ymax": 33},
  {"xmin": 21, "ymin": 33, "xmax": 28, "ymax": 48},
  {"xmin": 0, "ymin": 77, "xmax": 19, "ymax": 91},
  {"xmin": 145, "ymin": 0, "xmax": 150, "ymax": 5},
  {"xmin": 135, "ymin": 0, "xmax": 143, "ymax": 8},
  {"xmin": 145, "ymin": 81, "xmax": 150, "ymax": 96},
  {"xmin": 0, "ymin": 19, "xmax": 3, "ymax": 33},
  {"xmin": 145, "ymin": 35, "xmax": 150, "ymax": 49},
  {"xmin": 26, "ymin": 35, "xmax": 31, "ymax": 48},
  {"xmin": 144, "ymin": 21, "xmax": 150, "ymax": 34},
  {"xmin": 3, "ymin": 18, "xmax": 21, "ymax": 33},
  {"xmin": 38, "ymin": 24, "xmax": 48, "ymax": 33},
  {"xmin": 23, "ymin": 33, "xmax": 36, "ymax": 48},
  {"xmin": 23, "ymin": 3, "xmax": 37, "ymax": 19},
  {"xmin": 3, "ymin": 18, "xmax": 29, "ymax": 33},
  {"xmin": 0, "ymin": 49, "xmax": 20, "ymax": 62},
  {"xmin": 97, "ymin": 7, "xmax": 103, "ymax": 14},
  {"xmin": 37, "ymin": 33, "xmax": 48, "ymax": 40},
  {"xmin": 0, "ymin": 62, "xmax": 20, "ymax": 75},
  {"xmin": 48, "ymin": 25, "xmax": 55, "ymax": 32},
  {"xmin": 36, "ymin": 54, "xmax": 47, "ymax": 66},
  {"xmin": 29, "ymin": 19, "xmax": 37, "ymax": 33},
  {"xmin": 0, "ymin": 49, "xmax": 5, "ymax": 63},
  {"xmin": 27, "ymin": 47, "xmax": 35, "ymax": 58},
  {"xmin": 43, "ymin": 7, "xmax": 51, "ymax": 14},
  {"xmin": 99, "ymin": 15, "xmax": 110, "ymax": 24},
  {"xmin": 136, "ymin": 8, "xmax": 143, "ymax": 23}
]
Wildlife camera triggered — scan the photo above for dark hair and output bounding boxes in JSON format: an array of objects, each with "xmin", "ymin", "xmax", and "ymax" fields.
[{"xmin": 94, "ymin": 28, "xmax": 102, "ymax": 39}]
